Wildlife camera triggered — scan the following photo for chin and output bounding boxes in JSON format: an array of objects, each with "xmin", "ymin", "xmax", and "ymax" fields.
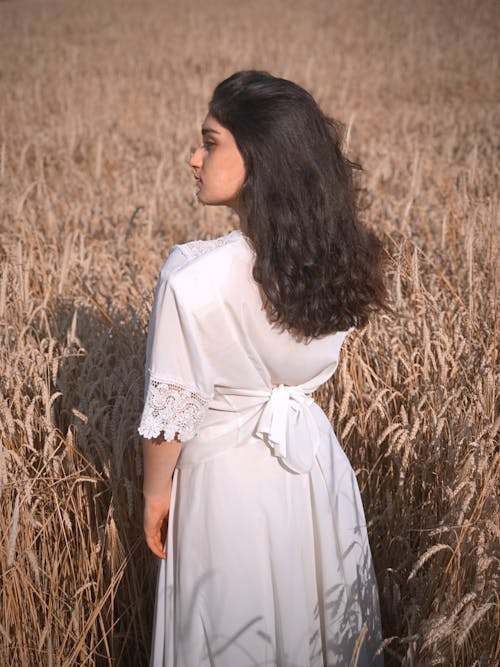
[{"xmin": 198, "ymin": 195, "xmax": 226, "ymax": 207}]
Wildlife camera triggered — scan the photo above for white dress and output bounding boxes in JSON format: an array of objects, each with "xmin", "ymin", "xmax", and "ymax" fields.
[{"xmin": 138, "ymin": 230, "xmax": 383, "ymax": 667}]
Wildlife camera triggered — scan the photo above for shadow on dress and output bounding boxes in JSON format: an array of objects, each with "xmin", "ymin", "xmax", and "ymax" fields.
[
  {"xmin": 160, "ymin": 551, "xmax": 382, "ymax": 667},
  {"xmin": 151, "ymin": 464, "xmax": 384, "ymax": 667}
]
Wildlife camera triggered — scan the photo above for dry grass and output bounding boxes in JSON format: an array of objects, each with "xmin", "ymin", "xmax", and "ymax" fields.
[{"xmin": 0, "ymin": 0, "xmax": 498, "ymax": 664}]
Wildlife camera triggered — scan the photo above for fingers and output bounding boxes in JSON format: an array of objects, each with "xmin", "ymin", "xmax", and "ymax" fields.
[
  {"xmin": 160, "ymin": 515, "xmax": 169, "ymax": 545},
  {"xmin": 143, "ymin": 503, "xmax": 170, "ymax": 559},
  {"xmin": 146, "ymin": 533, "xmax": 166, "ymax": 559}
]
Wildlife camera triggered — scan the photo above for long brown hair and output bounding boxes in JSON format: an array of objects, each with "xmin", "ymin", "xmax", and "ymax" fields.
[{"xmin": 209, "ymin": 70, "xmax": 388, "ymax": 339}]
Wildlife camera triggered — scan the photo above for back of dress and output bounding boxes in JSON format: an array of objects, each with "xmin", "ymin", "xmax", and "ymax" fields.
[
  {"xmin": 140, "ymin": 230, "xmax": 351, "ymax": 472},
  {"xmin": 139, "ymin": 230, "xmax": 383, "ymax": 667}
]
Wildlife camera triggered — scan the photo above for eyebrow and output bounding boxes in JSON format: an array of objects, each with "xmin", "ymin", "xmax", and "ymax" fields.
[{"xmin": 201, "ymin": 126, "xmax": 220, "ymax": 136}]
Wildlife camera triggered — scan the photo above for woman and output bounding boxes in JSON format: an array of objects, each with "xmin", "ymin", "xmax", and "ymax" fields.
[{"xmin": 139, "ymin": 70, "xmax": 386, "ymax": 666}]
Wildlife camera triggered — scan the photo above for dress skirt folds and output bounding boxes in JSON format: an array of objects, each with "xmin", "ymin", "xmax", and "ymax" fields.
[{"xmin": 139, "ymin": 231, "xmax": 383, "ymax": 666}]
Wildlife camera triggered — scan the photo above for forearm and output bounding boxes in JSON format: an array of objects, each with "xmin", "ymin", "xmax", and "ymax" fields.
[{"xmin": 142, "ymin": 436, "xmax": 182, "ymax": 503}]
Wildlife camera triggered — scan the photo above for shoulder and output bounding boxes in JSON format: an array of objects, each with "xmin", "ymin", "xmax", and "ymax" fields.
[
  {"xmin": 154, "ymin": 230, "xmax": 253, "ymax": 313},
  {"xmin": 176, "ymin": 229, "xmax": 243, "ymax": 262},
  {"xmin": 168, "ymin": 229, "xmax": 253, "ymax": 290},
  {"xmin": 159, "ymin": 229, "xmax": 248, "ymax": 283}
]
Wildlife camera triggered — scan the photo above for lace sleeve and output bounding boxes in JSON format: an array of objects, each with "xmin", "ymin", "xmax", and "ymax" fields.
[{"xmin": 138, "ymin": 377, "xmax": 210, "ymax": 442}]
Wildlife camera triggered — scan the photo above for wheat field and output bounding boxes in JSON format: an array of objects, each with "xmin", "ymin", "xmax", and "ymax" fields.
[{"xmin": 0, "ymin": 0, "xmax": 498, "ymax": 665}]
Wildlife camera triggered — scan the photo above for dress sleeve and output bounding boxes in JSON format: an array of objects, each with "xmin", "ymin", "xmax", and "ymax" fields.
[{"xmin": 138, "ymin": 252, "xmax": 213, "ymax": 442}]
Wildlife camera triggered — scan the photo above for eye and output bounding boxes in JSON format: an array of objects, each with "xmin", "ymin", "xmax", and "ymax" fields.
[{"xmin": 202, "ymin": 140, "xmax": 215, "ymax": 151}]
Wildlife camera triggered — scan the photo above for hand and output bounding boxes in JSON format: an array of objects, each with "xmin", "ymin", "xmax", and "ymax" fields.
[{"xmin": 143, "ymin": 491, "xmax": 171, "ymax": 559}]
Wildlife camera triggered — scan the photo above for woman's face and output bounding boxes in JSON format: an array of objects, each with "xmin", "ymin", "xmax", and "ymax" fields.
[{"xmin": 189, "ymin": 115, "xmax": 246, "ymax": 210}]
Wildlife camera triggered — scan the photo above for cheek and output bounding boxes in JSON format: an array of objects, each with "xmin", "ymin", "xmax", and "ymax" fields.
[
  {"xmin": 202, "ymin": 150, "xmax": 246, "ymax": 197},
  {"xmin": 229, "ymin": 153, "xmax": 246, "ymax": 188}
]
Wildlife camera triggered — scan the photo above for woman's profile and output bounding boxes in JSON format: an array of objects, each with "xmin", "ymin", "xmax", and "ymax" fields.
[{"xmin": 139, "ymin": 70, "xmax": 387, "ymax": 666}]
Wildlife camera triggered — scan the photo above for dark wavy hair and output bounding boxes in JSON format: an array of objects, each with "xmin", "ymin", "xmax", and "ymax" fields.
[{"xmin": 208, "ymin": 70, "xmax": 388, "ymax": 339}]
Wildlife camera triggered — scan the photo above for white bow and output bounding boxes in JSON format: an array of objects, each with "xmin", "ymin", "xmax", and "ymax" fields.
[{"xmin": 255, "ymin": 384, "xmax": 321, "ymax": 474}]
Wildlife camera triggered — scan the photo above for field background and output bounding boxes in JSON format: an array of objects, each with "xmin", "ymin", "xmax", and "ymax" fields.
[{"xmin": 0, "ymin": 0, "xmax": 498, "ymax": 665}]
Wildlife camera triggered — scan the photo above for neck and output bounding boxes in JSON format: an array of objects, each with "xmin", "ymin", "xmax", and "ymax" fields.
[{"xmin": 229, "ymin": 200, "xmax": 248, "ymax": 234}]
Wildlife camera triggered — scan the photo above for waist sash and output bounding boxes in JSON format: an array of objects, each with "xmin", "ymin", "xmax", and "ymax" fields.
[{"xmin": 227, "ymin": 384, "xmax": 321, "ymax": 473}]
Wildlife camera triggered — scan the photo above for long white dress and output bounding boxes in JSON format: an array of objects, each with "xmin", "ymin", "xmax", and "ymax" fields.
[{"xmin": 138, "ymin": 229, "xmax": 383, "ymax": 667}]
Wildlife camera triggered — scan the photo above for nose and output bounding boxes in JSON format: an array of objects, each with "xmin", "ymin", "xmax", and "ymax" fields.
[{"xmin": 189, "ymin": 146, "xmax": 203, "ymax": 170}]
